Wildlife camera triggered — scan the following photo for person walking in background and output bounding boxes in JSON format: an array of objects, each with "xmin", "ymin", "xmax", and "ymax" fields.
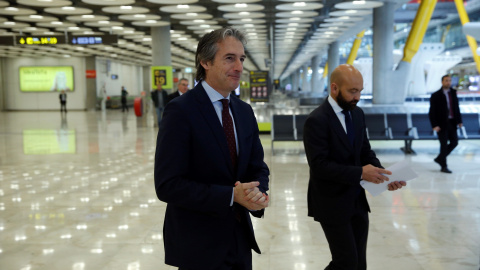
[
  {"xmin": 121, "ymin": 86, "xmax": 129, "ymax": 112},
  {"xmin": 154, "ymin": 27, "xmax": 269, "ymax": 270},
  {"xmin": 303, "ymin": 64, "xmax": 406, "ymax": 270},
  {"xmin": 166, "ymin": 78, "xmax": 189, "ymax": 105},
  {"xmin": 151, "ymin": 83, "xmax": 167, "ymax": 127},
  {"xmin": 429, "ymin": 75, "xmax": 463, "ymax": 173},
  {"xmin": 59, "ymin": 90, "xmax": 67, "ymax": 113}
]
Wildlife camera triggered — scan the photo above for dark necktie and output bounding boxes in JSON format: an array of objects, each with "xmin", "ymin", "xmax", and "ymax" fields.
[
  {"xmin": 342, "ymin": 110, "xmax": 355, "ymax": 146},
  {"xmin": 220, "ymin": 99, "xmax": 237, "ymax": 168},
  {"xmin": 448, "ymin": 91, "xmax": 454, "ymax": 118}
]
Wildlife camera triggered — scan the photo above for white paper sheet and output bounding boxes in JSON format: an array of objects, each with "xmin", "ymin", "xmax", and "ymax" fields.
[{"xmin": 360, "ymin": 160, "xmax": 417, "ymax": 197}]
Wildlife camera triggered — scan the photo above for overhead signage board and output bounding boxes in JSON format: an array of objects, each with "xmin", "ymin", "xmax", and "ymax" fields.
[
  {"xmin": 16, "ymin": 35, "xmax": 66, "ymax": 45},
  {"xmin": 0, "ymin": 36, "xmax": 14, "ymax": 46},
  {"xmin": 151, "ymin": 66, "xmax": 173, "ymax": 89},
  {"xmin": 250, "ymin": 71, "xmax": 269, "ymax": 102},
  {"xmin": 70, "ymin": 35, "xmax": 118, "ymax": 45}
]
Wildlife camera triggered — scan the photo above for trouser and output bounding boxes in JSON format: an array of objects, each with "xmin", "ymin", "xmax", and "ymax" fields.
[
  {"xmin": 320, "ymin": 200, "xmax": 369, "ymax": 270},
  {"xmin": 60, "ymin": 102, "xmax": 66, "ymax": 112},
  {"xmin": 436, "ymin": 119, "xmax": 458, "ymax": 168},
  {"xmin": 121, "ymin": 99, "xmax": 128, "ymax": 112},
  {"xmin": 179, "ymin": 219, "xmax": 252, "ymax": 270},
  {"xmin": 156, "ymin": 107, "xmax": 164, "ymax": 126}
]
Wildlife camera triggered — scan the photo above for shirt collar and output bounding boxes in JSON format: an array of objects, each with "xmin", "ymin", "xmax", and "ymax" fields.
[
  {"xmin": 202, "ymin": 80, "xmax": 230, "ymax": 104},
  {"xmin": 328, "ymin": 95, "xmax": 343, "ymax": 114}
]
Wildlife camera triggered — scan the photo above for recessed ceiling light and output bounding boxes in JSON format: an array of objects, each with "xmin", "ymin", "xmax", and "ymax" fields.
[
  {"xmin": 177, "ymin": 5, "xmax": 189, "ymax": 9},
  {"xmin": 291, "ymin": 11, "xmax": 303, "ymax": 14},
  {"xmin": 51, "ymin": 21, "xmax": 63, "ymax": 25},
  {"xmin": 99, "ymin": 21, "xmax": 109, "ymax": 24},
  {"xmin": 235, "ymin": 3, "xmax": 248, "ymax": 8},
  {"xmin": 5, "ymin": 7, "xmax": 19, "ymax": 11},
  {"xmin": 239, "ymin": 12, "xmax": 250, "ymax": 15},
  {"xmin": 29, "ymin": 15, "xmax": 43, "ymax": 19},
  {"xmin": 134, "ymin": 14, "xmax": 146, "ymax": 18},
  {"xmin": 186, "ymin": 13, "xmax": 197, "ymax": 16},
  {"xmin": 293, "ymin": 2, "xmax": 306, "ymax": 7},
  {"xmin": 146, "ymin": 20, "xmax": 157, "ymax": 23},
  {"xmin": 62, "ymin": 7, "xmax": 75, "ymax": 10},
  {"xmin": 120, "ymin": 6, "xmax": 132, "ymax": 9},
  {"xmin": 193, "ymin": 20, "xmax": 205, "ymax": 23},
  {"xmin": 82, "ymin": 15, "xmax": 94, "ymax": 18}
]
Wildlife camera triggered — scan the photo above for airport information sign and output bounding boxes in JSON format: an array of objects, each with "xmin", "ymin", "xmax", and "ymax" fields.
[
  {"xmin": 70, "ymin": 35, "xmax": 118, "ymax": 45},
  {"xmin": 250, "ymin": 71, "xmax": 269, "ymax": 102},
  {"xmin": 16, "ymin": 35, "xmax": 66, "ymax": 45}
]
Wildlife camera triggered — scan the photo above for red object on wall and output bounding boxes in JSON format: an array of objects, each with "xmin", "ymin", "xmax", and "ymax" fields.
[
  {"xmin": 86, "ymin": 70, "xmax": 96, "ymax": 78},
  {"xmin": 134, "ymin": 97, "xmax": 143, "ymax": 117},
  {"xmin": 173, "ymin": 77, "xmax": 179, "ymax": 83}
]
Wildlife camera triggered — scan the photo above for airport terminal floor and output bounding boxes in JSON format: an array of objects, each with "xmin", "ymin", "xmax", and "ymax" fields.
[{"xmin": 0, "ymin": 110, "xmax": 479, "ymax": 270}]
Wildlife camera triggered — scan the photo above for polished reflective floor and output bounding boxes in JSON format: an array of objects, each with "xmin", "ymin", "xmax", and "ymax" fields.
[{"xmin": 0, "ymin": 110, "xmax": 479, "ymax": 270}]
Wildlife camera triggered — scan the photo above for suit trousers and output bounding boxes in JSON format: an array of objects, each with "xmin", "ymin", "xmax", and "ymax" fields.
[
  {"xmin": 320, "ymin": 198, "xmax": 369, "ymax": 270},
  {"xmin": 436, "ymin": 119, "xmax": 458, "ymax": 168},
  {"xmin": 178, "ymin": 219, "xmax": 252, "ymax": 270}
]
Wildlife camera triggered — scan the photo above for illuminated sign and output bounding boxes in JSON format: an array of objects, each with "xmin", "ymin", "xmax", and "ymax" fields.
[
  {"xmin": 250, "ymin": 71, "xmax": 270, "ymax": 102},
  {"xmin": 69, "ymin": 35, "xmax": 118, "ymax": 45},
  {"xmin": 16, "ymin": 35, "xmax": 66, "ymax": 45},
  {"xmin": 19, "ymin": 66, "xmax": 74, "ymax": 92},
  {"xmin": 151, "ymin": 66, "xmax": 173, "ymax": 89}
]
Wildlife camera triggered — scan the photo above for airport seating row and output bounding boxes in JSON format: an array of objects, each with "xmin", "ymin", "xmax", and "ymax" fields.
[{"xmin": 271, "ymin": 113, "xmax": 480, "ymax": 154}]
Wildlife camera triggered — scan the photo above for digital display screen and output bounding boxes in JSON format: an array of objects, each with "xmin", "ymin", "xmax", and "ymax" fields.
[
  {"xmin": 19, "ymin": 66, "xmax": 74, "ymax": 92},
  {"xmin": 23, "ymin": 129, "xmax": 76, "ymax": 155}
]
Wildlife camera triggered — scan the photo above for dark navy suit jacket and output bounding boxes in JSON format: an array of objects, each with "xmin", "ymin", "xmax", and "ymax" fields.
[
  {"xmin": 429, "ymin": 87, "xmax": 462, "ymax": 129},
  {"xmin": 303, "ymin": 100, "xmax": 381, "ymax": 224},
  {"xmin": 154, "ymin": 82, "xmax": 269, "ymax": 269}
]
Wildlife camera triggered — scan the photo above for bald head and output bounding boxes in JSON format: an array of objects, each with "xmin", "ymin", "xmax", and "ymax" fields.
[
  {"xmin": 330, "ymin": 64, "xmax": 363, "ymax": 89},
  {"xmin": 330, "ymin": 64, "xmax": 363, "ymax": 111}
]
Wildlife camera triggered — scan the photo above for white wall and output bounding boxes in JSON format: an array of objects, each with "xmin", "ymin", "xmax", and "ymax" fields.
[
  {"xmin": 95, "ymin": 58, "xmax": 144, "ymax": 98},
  {"xmin": 3, "ymin": 57, "xmax": 87, "ymax": 110}
]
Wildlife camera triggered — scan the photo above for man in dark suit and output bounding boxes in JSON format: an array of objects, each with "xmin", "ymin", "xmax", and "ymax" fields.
[
  {"xmin": 151, "ymin": 83, "xmax": 168, "ymax": 126},
  {"xmin": 59, "ymin": 90, "xmax": 67, "ymax": 113},
  {"xmin": 429, "ymin": 75, "xmax": 463, "ymax": 173},
  {"xmin": 154, "ymin": 27, "xmax": 270, "ymax": 270},
  {"xmin": 303, "ymin": 64, "xmax": 406, "ymax": 270},
  {"xmin": 166, "ymin": 78, "xmax": 189, "ymax": 104}
]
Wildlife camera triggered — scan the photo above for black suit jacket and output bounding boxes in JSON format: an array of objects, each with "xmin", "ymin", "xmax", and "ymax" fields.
[
  {"xmin": 154, "ymin": 83, "xmax": 269, "ymax": 269},
  {"xmin": 151, "ymin": 89, "xmax": 168, "ymax": 108},
  {"xmin": 303, "ymin": 100, "xmax": 381, "ymax": 224},
  {"xmin": 429, "ymin": 87, "xmax": 462, "ymax": 129},
  {"xmin": 165, "ymin": 91, "xmax": 180, "ymax": 105}
]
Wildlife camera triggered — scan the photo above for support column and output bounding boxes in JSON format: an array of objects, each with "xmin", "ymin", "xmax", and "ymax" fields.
[
  {"xmin": 302, "ymin": 63, "xmax": 309, "ymax": 92},
  {"xmin": 151, "ymin": 25, "xmax": 172, "ymax": 90},
  {"xmin": 327, "ymin": 42, "xmax": 339, "ymax": 94},
  {"xmin": 372, "ymin": 2, "xmax": 395, "ymax": 104},
  {"xmin": 311, "ymin": 54, "xmax": 321, "ymax": 93},
  {"xmin": 292, "ymin": 71, "xmax": 298, "ymax": 92},
  {"xmin": 85, "ymin": 57, "xmax": 97, "ymax": 111}
]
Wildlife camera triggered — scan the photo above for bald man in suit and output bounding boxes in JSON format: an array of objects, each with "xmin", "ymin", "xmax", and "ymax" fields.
[{"xmin": 303, "ymin": 64, "xmax": 406, "ymax": 270}]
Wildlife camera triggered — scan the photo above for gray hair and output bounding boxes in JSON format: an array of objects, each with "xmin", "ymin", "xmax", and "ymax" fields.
[{"xmin": 195, "ymin": 27, "xmax": 247, "ymax": 82}]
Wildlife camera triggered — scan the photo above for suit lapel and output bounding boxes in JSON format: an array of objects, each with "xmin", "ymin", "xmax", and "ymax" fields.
[
  {"xmin": 193, "ymin": 84, "xmax": 234, "ymax": 173},
  {"xmin": 324, "ymin": 101, "xmax": 353, "ymax": 151}
]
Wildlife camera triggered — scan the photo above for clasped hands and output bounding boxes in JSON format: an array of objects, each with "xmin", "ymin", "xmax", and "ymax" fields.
[
  {"xmin": 362, "ymin": 164, "xmax": 407, "ymax": 191},
  {"xmin": 233, "ymin": 181, "xmax": 269, "ymax": 211}
]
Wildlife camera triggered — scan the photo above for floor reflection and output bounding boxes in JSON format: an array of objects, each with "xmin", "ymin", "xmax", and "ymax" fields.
[{"xmin": 0, "ymin": 111, "xmax": 478, "ymax": 269}]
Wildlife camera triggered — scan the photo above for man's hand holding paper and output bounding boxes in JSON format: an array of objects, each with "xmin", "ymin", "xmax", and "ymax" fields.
[{"xmin": 360, "ymin": 160, "xmax": 415, "ymax": 196}]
